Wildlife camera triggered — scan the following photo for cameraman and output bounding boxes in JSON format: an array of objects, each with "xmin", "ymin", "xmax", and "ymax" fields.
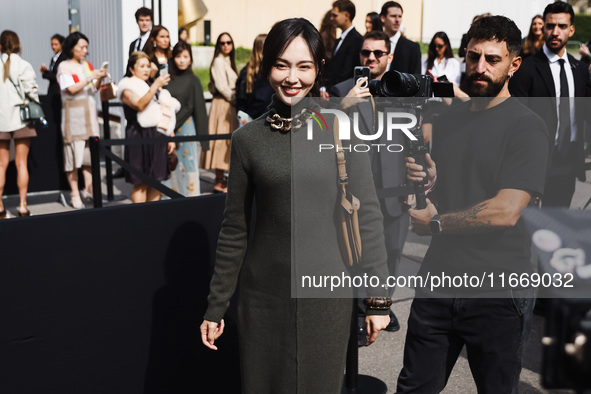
[
  {"xmin": 398, "ymin": 16, "xmax": 549, "ymax": 393},
  {"xmin": 332, "ymin": 31, "xmax": 407, "ymax": 340},
  {"xmin": 330, "ymin": 31, "xmax": 392, "ymax": 101}
]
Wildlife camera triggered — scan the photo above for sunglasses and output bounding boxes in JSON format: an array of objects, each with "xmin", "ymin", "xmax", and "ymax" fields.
[
  {"xmin": 360, "ymin": 49, "xmax": 388, "ymax": 59},
  {"xmin": 220, "ymin": 41, "xmax": 233, "ymax": 46},
  {"xmin": 434, "ymin": 44, "xmax": 445, "ymax": 50}
]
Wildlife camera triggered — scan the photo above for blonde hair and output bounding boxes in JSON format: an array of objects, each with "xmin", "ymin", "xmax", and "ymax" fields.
[
  {"xmin": 126, "ymin": 51, "xmax": 151, "ymax": 77},
  {"xmin": 1, "ymin": 30, "xmax": 21, "ymax": 82},
  {"xmin": 246, "ymin": 34, "xmax": 266, "ymax": 94}
]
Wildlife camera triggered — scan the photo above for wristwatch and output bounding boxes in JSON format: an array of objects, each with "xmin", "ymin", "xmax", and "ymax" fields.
[{"xmin": 429, "ymin": 214, "xmax": 442, "ymax": 235}]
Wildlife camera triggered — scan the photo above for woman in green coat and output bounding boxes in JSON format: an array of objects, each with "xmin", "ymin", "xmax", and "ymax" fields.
[{"xmin": 200, "ymin": 18, "xmax": 390, "ymax": 393}]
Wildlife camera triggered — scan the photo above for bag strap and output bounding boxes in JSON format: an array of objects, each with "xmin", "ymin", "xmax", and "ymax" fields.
[
  {"xmin": 1, "ymin": 55, "xmax": 26, "ymax": 103},
  {"xmin": 332, "ymin": 117, "xmax": 349, "ymax": 194}
]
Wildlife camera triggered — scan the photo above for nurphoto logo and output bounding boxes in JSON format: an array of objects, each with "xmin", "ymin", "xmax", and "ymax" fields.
[{"xmin": 305, "ymin": 107, "xmax": 419, "ymax": 153}]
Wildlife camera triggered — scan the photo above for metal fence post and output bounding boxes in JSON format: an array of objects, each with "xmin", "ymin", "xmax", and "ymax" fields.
[
  {"xmin": 88, "ymin": 136, "xmax": 103, "ymax": 208},
  {"xmin": 101, "ymin": 100, "xmax": 114, "ymax": 201}
]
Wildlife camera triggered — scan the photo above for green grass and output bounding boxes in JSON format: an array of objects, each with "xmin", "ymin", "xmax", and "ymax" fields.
[
  {"xmin": 573, "ymin": 14, "xmax": 591, "ymax": 44},
  {"xmin": 194, "ymin": 68, "xmax": 210, "ymax": 91}
]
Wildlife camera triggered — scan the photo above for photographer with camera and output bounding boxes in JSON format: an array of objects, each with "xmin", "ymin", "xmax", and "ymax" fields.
[
  {"xmin": 331, "ymin": 31, "xmax": 407, "ymax": 341},
  {"xmin": 398, "ymin": 16, "xmax": 549, "ymax": 393}
]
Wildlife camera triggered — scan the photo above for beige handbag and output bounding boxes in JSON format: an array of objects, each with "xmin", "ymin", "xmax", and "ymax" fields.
[{"xmin": 333, "ymin": 118, "xmax": 362, "ymax": 266}]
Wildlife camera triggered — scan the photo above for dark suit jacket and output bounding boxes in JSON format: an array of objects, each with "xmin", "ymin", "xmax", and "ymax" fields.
[
  {"xmin": 329, "ymin": 27, "xmax": 363, "ymax": 87},
  {"xmin": 329, "ymin": 77, "xmax": 355, "ymax": 97},
  {"xmin": 332, "ymin": 78, "xmax": 409, "ymax": 217},
  {"xmin": 129, "ymin": 37, "xmax": 149, "ymax": 56},
  {"xmin": 509, "ymin": 49, "xmax": 591, "ymax": 181},
  {"xmin": 42, "ymin": 52, "xmax": 66, "ymax": 96},
  {"xmin": 388, "ymin": 35, "xmax": 421, "ymax": 75}
]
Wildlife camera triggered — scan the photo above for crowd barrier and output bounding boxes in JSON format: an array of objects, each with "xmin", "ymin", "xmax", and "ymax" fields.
[
  {"xmin": 90, "ymin": 100, "xmax": 231, "ymax": 208},
  {"xmin": 0, "ymin": 195, "xmax": 241, "ymax": 393}
]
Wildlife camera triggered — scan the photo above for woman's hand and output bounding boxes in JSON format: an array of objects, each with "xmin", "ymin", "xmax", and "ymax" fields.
[
  {"xmin": 153, "ymin": 73, "xmax": 171, "ymax": 89},
  {"xmin": 92, "ymin": 68, "xmax": 108, "ymax": 80},
  {"xmin": 150, "ymin": 62, "xmax": 159, "ymax": 78},
  {"xmin": 364, "ymin": 314, "xmax": 390, "ymax": 346},
  {"xmin": 200, "ymin": 319, "xmax": 225, "ymax": 350},
  {"xmin": 167, "ymin": 142, "xmax": 176, "ymax": 155}
]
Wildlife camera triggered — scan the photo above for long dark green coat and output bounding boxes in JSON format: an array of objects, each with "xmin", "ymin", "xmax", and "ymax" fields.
[{"xmin": 204, "ymin": 96, "xmax": 389, "ymax": 393}]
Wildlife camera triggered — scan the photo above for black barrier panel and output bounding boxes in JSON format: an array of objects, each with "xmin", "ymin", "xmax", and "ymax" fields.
[
  {"xmin": 0, "ymin": 195, "xmax": 241, "ymax": 393},
  {"xmin": 5, "ymin": 95, "xmax": 69, "ymax": 195}
]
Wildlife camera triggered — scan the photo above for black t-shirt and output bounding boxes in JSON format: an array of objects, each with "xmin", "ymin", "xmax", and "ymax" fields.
[{"xmin": 420, "ymin": 99, "xmax": 549, "ymax": 289}]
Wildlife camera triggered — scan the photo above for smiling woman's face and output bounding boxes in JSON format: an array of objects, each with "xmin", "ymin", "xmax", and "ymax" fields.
[
  {"xmin": 131, "ymin": 57, "xmax": 151, "ymax": 81},
  {"xmin": 268, "ymin": 36, "xmax": 317, "ymax": 106}
]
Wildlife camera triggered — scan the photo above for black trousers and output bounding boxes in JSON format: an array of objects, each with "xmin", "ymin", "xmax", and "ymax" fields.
[
  {"xmin": 543, "ymin": 144, "xmax": 578, "ymax": 208},
  {"xmin": 396, "ymin": 293, "xmax": 534, "ymax": 394}
]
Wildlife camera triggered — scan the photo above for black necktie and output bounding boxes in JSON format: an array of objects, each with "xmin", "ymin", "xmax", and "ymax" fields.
[
  {"xmin": 49, "ymin": 57, "xmax": 56, "ymax": 72},
  {"xmin": 136, "ymin": 38, "xmax": 142, "ymax": 52},
  {"xmin": 557, "ymin": 59, "xmax": 571, "ymax": 156}
]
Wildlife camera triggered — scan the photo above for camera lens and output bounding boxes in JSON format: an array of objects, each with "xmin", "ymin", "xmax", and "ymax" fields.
[{"xmin": 380, "ymin": 71, "xmax": 421, "ymax": 97}]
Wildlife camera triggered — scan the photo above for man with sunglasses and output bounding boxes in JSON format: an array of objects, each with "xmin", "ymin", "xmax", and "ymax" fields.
[{"xmin": 331, "ymin": 31, "xmax": 407, "ymax": 341}]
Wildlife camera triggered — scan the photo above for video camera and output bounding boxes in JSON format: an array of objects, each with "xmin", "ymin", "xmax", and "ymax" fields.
[{"xmin": 367, "ymin": 71, "xmax": 453, "ymax": 209}]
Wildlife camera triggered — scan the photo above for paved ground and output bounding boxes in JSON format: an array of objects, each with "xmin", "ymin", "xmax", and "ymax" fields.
[{"xmin": 2, "ymin": 157, "xmax": 590, "ymax": 393}]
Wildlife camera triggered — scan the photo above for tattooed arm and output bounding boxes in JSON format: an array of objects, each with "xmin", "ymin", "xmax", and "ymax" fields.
[{"xmin": 409, "ymin": 189, "xmax": 533, "ymax": 236}]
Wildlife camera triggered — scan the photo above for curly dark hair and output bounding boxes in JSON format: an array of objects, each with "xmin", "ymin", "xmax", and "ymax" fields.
[{"xmin": 466, "ymin": 15, "xmax": 522, "ymax": 57}]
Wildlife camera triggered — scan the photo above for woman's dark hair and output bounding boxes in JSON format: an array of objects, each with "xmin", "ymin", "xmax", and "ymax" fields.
[
  {"xmin": 170, "ymin": 41, "xmax": 193, "ymax": 76},
  {"xmin": 210, "ymin": 32, "xmax": 236, "ymax": 71},
  {"xmin": 366, "ymin": 12, "xmax": 383, "ymax": 32},
  {"xmin": 209, "ymin": 32, "xmax": 237, "ymax": 88},
  {"xmin": 426, "ymin": 31, "xmax": 454, "ymax": 70},
  {"xmin": 319, "ymin": 10, "xmax": 336, "ymax": 58},
  {"xmin": 522, "ymin": 15, "xmax": 544, "ymax": 57},
  {"xmin": 62, "ymin": 31, "xmax": 89, "ymax": 60},
  {"xmin": 261, "ymin": 18, "xmax": 325, "ymax": 96},
  {"xmin": 125, "ymin": 51, "xmax": 150, "ymax": 77},
  {"xmin": 145, "ymin": 25, "xmax": 172, "ymax": 59}
]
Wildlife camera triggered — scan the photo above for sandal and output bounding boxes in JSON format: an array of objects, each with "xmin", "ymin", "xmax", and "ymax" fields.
[
  {"xmin": 81, "ymin": 189, "xmax": 93, "ymax": 200},
  {"xmin": 71, "ymin": 196, "xmax": 85, "ymax": 210},
  {"xmin": 17, "ymin": 207, "xmax": 31, "ymax": 217}
]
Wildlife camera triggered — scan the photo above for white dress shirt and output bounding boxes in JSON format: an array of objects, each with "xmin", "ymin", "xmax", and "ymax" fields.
[
  {"xmin": 421, "ymin": 57, "xmax": 461, "ymax": 86},
  {"xmin": 389, "ymin": 31, "xmax": 401, "ymax": 54},
  {"xmin": 135, "ymin": 31, "xmax": 150, "ymax": 52},
  {"xmin": 542, "ymin": 43, "xmax": 577, "ymax": 143}
]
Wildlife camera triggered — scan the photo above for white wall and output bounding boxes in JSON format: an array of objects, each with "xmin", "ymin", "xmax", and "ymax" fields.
[
  {"xmin": 422, "ymin": 0, "xmax": 554, "ymax": 48},
  {"xmin": 0, "ymin": 0, "xmax": 70, "ymax": 94}
]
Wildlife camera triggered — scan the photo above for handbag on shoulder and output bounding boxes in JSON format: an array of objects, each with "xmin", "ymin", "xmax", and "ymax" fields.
[
  {"xmin": 2, "ymin": 57, "xmax": 46, "ymax": 126},
  {"xmin": 332, "ymin": 117, "xmax": 362, "ymax": 266}
]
